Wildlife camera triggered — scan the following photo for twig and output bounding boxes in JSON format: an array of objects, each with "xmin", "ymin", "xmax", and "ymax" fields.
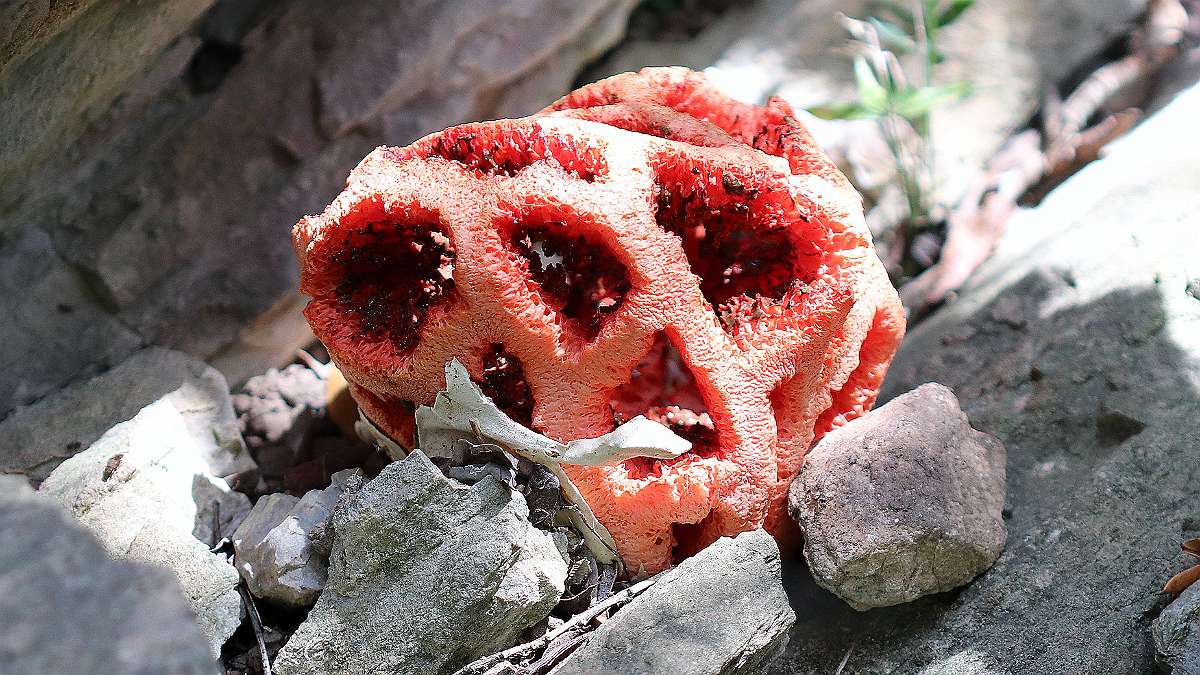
[
  {"xmin": 1050, "ymin": 0, "xmax": 1185, "ymax": 156},
  {"xmin": 900, "ymin": 0, "xmax": 1187, "ymax": 318},
  {"xmin": 455, "ymin": 575, "xmax": 660, "ymax": 675},
  {"xmin": 520, "ymin": 632, "xmax": 590, "ymax": 675},
  {"xmin": 834, "ymin": 641, "xmax": 856, "ymax": 675},
  {"xmin": 238, "ymin": 583, "xmax": 272, "ymax": 675},
  {"xmin": 900, "ymin": 130, "xmax": 1043, "ymax": 319},
  {"xmin": 294, "ymin": 348, "xmax": 333, "ymax": 379},
  {"xmin": 1033, "ymin": 108, "xmax": 1141, "ymax": 201},
  {"xmin": 211, "ymin": 499, "xmax": 221, "ymax": 549}
]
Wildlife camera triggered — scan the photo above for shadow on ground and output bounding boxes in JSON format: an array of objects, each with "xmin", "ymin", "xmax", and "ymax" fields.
[{"xmin": 772, "ymin": 270, "xmax": 1200, "ymax": 674}]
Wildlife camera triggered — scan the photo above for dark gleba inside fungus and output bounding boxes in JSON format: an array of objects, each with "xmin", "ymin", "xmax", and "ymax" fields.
[{"xmin": 294, "ymin": 67, "xmax": 905, "ymax": 573}]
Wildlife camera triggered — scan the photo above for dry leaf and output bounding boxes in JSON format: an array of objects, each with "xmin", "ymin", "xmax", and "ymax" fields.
[
  {"xmin": 1182, "ymin": 538, "xmax": 1200, "ymax": 559},
  {"xmin": 1163, "ymin": 564, "xmax": 1200, "ymax": 595},
  {"xmin": 1162, "ymin": 539, "xmax": 1200, "ymax": 595}
]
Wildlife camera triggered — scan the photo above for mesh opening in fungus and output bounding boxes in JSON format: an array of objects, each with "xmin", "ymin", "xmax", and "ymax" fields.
[
  {"xmin": 610, "ymin": 332, "xmax": 719, "ymax": 479},
  {"xmin": 330, "ymin": 220, "xmax": 455, "ymax": 350},
  {"xmin": 476, "ymin": 344, "xmax": 535, "ymax": 428},
  {"xmin": 511, "ymin": 223, "xmax": 631, "ymax": 339},
  {"xmin": 653, "ymin": 162, "xmax": 813, "ymax": 334},
  {"xmin": 408, "ymin": 125, "xmax": 608, "ymax": 183}
]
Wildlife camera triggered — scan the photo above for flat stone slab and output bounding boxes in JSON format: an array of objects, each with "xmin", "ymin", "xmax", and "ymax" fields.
[
  {"xmin": 556, "ymin": 529, "xmax": 795, "ymax": 675},
  {"xmin": 273, "ymin": 451, "xmax": 566, "ymax": 675}
]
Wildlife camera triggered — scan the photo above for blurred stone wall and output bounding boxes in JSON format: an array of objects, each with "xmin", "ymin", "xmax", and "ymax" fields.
[{"xmin": 0, "ymin": 0, "xmax": 636, "ymax": 417}]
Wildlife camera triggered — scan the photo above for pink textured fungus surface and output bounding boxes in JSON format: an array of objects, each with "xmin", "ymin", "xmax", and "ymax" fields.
[{"xmin": 294, "ymin": 67, "xmax": 904, "ymax": 574}]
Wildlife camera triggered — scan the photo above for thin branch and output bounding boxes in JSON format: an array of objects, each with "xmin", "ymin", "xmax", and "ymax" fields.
[
  {"xmin": 520, "ymin": 632, "xmax": 590, "ymax": 675},
  {"xmin": 900, "ymin": 130, "xmax": 1043, "ymax": 318},
  {"xmin": 834, "ymin": 641, "xmax": 856, "ymax": 675},
  {"xmin": 294, "ymin": 348, "xmax": 333, "ymax": 379},
  {"xmin": 900, "ymin": 0, "xmax": 1187, "ymax": 318},
  {"xmin": 455, "ymin": 575, "xmax": 660, "ymax": 675},
  {"xmin": 238, "ymin": 583, "xmax": 272, "ymax": 675}
]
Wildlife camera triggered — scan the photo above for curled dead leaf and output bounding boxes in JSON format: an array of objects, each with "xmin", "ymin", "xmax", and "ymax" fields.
[
  {"xmin": 1181, "ymin": 537, "xmax": 1200, "ymax": 559},
  {"xmin": 1162, "ymin": 539, "xmax": 1200, "ymax": 595},
  {"xmin": 1163, "ymin": 564, "xmax": 1200, "ymax": 595}
]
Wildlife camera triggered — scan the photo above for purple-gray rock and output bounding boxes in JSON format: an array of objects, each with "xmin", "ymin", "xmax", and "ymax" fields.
[
  {"xmin": 232, "ymin": 468, "xmax": 363, "ymax": 607},
  {"xmin": 789, "ymin": 383, "xmax": 1007, "ymax": 610}
]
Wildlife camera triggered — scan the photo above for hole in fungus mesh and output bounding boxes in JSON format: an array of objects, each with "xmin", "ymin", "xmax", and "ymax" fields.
[
  {"xmin": 671, "ymin": 511, "xmax": 720, "ymax": 563},
  {"xmin": 415, "ymin": 126, "xmax": 607, "ymax": 182},
  {"xmin": 331, "ymin": 220, "xmax": 455, "ymax": 350},
  {"xmin": 654, "ymin": 160, "xmax": 818, "ymax": 334},
  {"xmin": 511, "ymin": 223, "xmax": 631, "ymax": 339},
  {"xmin": 610, "ymin": 332, "xmax": 718, "ymax": 479},
  {"xmin": 476, "ymin": 344, "xmax": 535, "ymax": 427}
]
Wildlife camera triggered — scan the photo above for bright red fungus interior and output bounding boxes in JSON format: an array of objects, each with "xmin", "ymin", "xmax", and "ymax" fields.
[{"xmin": 295, "ymin": 67, "xmax": 905, "ymax": 574}]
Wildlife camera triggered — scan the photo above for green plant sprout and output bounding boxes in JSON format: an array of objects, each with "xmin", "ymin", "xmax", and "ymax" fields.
[{"xmin": 809, "ymin": 0, "xmax": 974, "ymax": 230}]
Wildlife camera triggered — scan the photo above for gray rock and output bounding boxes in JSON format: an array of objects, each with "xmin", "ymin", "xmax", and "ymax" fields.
[
  {"xmin": 789, "ymin": 383, "xmax": 1006, "ymax": 610},
  {"xmin": 38, "ymin": 400, "xmax": 244, "ymax": 656},
  {"xmin": 1154, "ymin": 584, "xmax": 1200, "ymax": 674},
  {"xmin": 555, "ymin": 530, "xmax": 795, "ymax": 675},
  {"xmin": 0, "ymin": 0, "xmax": 105, "ymax": 75},
  {"xmin": 0, "ymin": 0, "xmax": 215, "ymax": 200},
  {"xmin": 0, "ymin": 476, "xmax": 218, "ymax": 674},
  {"xmin": 0, "ymin": 227, "xmax": 143, "ymax": 417},
  {"xmin": 772, "ymin": 82, "xmax": 1200, "ymax": 674},
  {"xmin": 192, "ymin": 469, "xmax": 253, "ymax": 548},
  {"xmin": 273, "ymin": 452, "xmax": 566, "ymax": 675},
  {"xmin": 447, "ymin": 461, "xmax": 518, "ymax": 487},
  {"xmin": 0, "ymin": 0, "xmax": 637, "ymax": 414},
  {"xmin": 233, "ymin": 469, "xmax": 363, "ymax": 607},
  {"xmin": 0, "ymin": 346, "xmax": 255, "ymax": 482}
]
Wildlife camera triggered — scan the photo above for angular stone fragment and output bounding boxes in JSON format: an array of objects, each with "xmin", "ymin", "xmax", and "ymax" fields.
[
  {"xmin": 1153, "ymin": 583, "xmax": 1200, "ymax": 673},
  {"xmin": 273, "ymin": 451, "xmax": 566, "ymax": 675},
  {"xmin": 789, "ymin": 383, "xmax": 1007, "ymax": 610},
  {"xmin": 555, "ymin": 529, "xmax": 795, "ymax": 675},
  {"xmin": 0, "ymin": 476, "xmax": 217, "ymax": 674},
  {"xmin": 38, "ymin": 400, "xmax": 244, "ymax": 655},
  {"xmin": 233, "ymin": 468, "xmax": 363, "ymax": 607},
  {"xmin": 1, "ymin": 346, "xmax": 255, "ymax": 482}
]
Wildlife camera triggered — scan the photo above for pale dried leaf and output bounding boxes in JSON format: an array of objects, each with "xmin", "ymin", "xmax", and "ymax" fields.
[
  {"xmin": 415, "ymin": 360, "xmax": 690, "ymax": 468},
  {"xmin": 412, "ymin": 360, "xmax": 692, "ymax": 573},
  {"xmin": 560, "ymin": 415, "xmax": 690, "ymax": 466}
]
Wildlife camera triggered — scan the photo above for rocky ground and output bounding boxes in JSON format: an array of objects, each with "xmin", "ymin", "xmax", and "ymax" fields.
[
  {"xmin": 775, "ymin": 76, "xmax": 1200, "ymax": 675},
  {"xmin": 2, "ymin": 0, "xmax": 1199, "ymax": 673}
]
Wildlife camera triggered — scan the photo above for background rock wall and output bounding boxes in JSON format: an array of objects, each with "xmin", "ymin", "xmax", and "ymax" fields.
[{"xmin": 0, "ymin": 0, "xmax": 636, "ymax": 417}]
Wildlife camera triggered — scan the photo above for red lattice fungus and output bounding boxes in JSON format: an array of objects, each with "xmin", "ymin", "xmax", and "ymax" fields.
[{"xmin": 295, "ymin": 67, "xmax": 905, "ymax": 574}]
